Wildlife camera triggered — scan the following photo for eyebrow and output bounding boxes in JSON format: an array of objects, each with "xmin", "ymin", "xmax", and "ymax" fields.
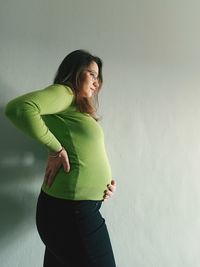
[{"xmin": 87, "ymin": 69, "xmax": 98, "ymax": 76}]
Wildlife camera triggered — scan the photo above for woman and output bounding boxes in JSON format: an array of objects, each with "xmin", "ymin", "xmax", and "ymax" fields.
[{"xmin": 5, "ymin": 49, "xmax": 117, "ymax": 267}]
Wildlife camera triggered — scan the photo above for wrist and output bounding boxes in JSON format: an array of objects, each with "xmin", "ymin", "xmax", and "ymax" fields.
[{"xmin": 49, "ymin": 147, "xmax": 64, "ymax": 158}]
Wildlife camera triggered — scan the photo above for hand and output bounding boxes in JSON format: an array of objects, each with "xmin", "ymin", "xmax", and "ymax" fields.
[
  {"xmin": 44, "ymin": 148, "xmax": 70, "ymax": 188},
  {"xmin": 103, "ymin": 180, "xmax": 117, "ymax": 201}
]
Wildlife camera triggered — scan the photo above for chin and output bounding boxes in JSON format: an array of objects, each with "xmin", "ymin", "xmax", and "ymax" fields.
[
  {"xmin": 88, "ymin": 92, "xmax": 93, "ymax": 98},
  {"xmin": 83, "ymin": 94, "xmax": 93, "ymax": 99},
  {"xmin": 83, "ymin": 90, "xmax": 94, "ymax": 98}
]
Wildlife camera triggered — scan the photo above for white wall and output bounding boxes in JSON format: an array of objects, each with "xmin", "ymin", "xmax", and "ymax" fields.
[{"xmin": 1, "ymin": 0, "xmax": 200, "ymax": 266}]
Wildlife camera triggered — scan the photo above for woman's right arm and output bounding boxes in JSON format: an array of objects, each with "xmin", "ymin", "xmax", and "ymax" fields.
[{"xmin": 5, "ymin": 84, "xmax": 74, "ymax": 153}]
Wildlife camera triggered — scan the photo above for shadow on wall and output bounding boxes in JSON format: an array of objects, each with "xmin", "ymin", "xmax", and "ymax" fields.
[{"xmin": 0, "ymin": 107, "xmax": 46, "ymax": 251}]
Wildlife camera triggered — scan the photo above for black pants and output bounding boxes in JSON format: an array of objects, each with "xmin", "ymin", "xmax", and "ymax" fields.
[{"xmin": 36, "ymin": 190, "xmax": 116, "ymax": 267}]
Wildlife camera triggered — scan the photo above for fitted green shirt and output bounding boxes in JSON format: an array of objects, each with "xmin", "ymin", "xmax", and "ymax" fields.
[{"xmin": 5, "ymin": 84, "xmax": 112, "ymax": 200}]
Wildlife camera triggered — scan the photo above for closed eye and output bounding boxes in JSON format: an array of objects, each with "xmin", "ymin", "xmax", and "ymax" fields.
[
  {"xmin": 91, "ymin": 73, "xmax": 97, "ymax": 79},
  {"xmin": 87, "ymin": 70, "xmax": 98, "ymax": 80}
]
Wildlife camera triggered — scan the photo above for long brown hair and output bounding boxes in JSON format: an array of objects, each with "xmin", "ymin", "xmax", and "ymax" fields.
[{"xmin": 53, "ymin": 50, "xmax": 103, "ymax": 120}]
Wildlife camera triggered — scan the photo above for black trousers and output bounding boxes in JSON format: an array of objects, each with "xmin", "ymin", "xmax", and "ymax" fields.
[{"xmin": 36, "ymin": 190, "xmax": 116, "ymax": 267}]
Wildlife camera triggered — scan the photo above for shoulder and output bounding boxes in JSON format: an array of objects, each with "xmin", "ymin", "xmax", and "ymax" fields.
[{"xmin": 47, "ymin": 84, "xmax": 74, "ymax": 96}]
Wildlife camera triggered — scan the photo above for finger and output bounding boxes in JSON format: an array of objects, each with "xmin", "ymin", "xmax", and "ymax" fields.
[
  {"xmin": 103, "ymin": 190, "xmax": 112, "ymax": 200},
  {"xmin": 103, "ymin": 191, "xmax": 108, "ymax": 200},
  {"xmin": 109, "ymin": 180, "xmax": 117, "ymax": 191},
  {"xmin": 107, "ymin": 185, "xmax": 115, "ymax": 192},
  {"xmin": 103, "ymin": 194, "xmax": 109, "ymax": 200},
  {"xmin": 107, "ymin": 184, "xmax": 116, "ymax": 193},
  {"xmin": 46, "ymin": 170, "xmax": 57, "ymax": 188},
  {"xmin": 44, "ymin": 169, "xmax": 51, "ymax": 186},
  {"xmin": 61, "ymin": 157, "xmax": 70, "ymax": 172},
  {"xmin": 45, "ymin": 166, "xmax": 59, "ymax": 187},
  {"xmin": 111, "ymin": 180, "xmax": 117, "ymax": 186},
  {"xmin": 103, "ymin": 194, "xmax": 110, "ymax": 200},
  {"xmin": 105, "ymin": 190, "xmax": 113, "ymax": 197}
]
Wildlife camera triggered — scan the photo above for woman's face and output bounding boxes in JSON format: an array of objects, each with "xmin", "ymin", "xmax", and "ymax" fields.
[{"xmin": 80, "ymin": 61, "xmax": 99, "ymax": 98}]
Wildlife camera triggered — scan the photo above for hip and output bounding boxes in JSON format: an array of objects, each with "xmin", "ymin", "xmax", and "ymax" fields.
[
  {"xmin": 36, "ymin": 190, "xmax": 116, "ymax": 267},
  {"xmin": 36, "ymin": 189, "xmax": 104, "ymax": 238}
]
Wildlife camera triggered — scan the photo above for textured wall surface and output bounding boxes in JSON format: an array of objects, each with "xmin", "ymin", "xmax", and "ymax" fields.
[{"xmin": 1, "ymin": 0, "xmax": 200, "ymax": 266}]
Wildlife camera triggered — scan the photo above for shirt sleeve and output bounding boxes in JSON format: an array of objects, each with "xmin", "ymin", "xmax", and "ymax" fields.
[{"xmin": 4, "ymin": 84, "xmax": 74, "ymax": 152}]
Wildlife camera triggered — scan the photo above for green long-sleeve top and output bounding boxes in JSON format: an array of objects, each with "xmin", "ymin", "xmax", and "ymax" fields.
[{"xmin": 5, "ymin": 84, "xmax": 112, "ymax": 200}]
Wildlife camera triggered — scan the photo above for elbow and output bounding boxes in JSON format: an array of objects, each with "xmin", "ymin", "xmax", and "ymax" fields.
[
  {"xmin": 5, "ymin": 100, "xmax": 39, "ymax": 123},
  {"xmin": 4, "ymin": 101, "xmax": 16, "ymax": 119},
  {"xmin": 4, "ymin": 100, "xmax": 25, "ymax": 121}
]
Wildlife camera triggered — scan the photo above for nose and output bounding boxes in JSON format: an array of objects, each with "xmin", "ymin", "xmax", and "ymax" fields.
[{"xmin": 93, "ymin": 80, "xmax": 99, "ymax": 89}]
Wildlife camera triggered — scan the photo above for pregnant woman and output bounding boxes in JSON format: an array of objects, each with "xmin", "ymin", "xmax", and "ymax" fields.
[{"xmin": 5, "ymin": 49, "xmax": 117, "ymax": 267}]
